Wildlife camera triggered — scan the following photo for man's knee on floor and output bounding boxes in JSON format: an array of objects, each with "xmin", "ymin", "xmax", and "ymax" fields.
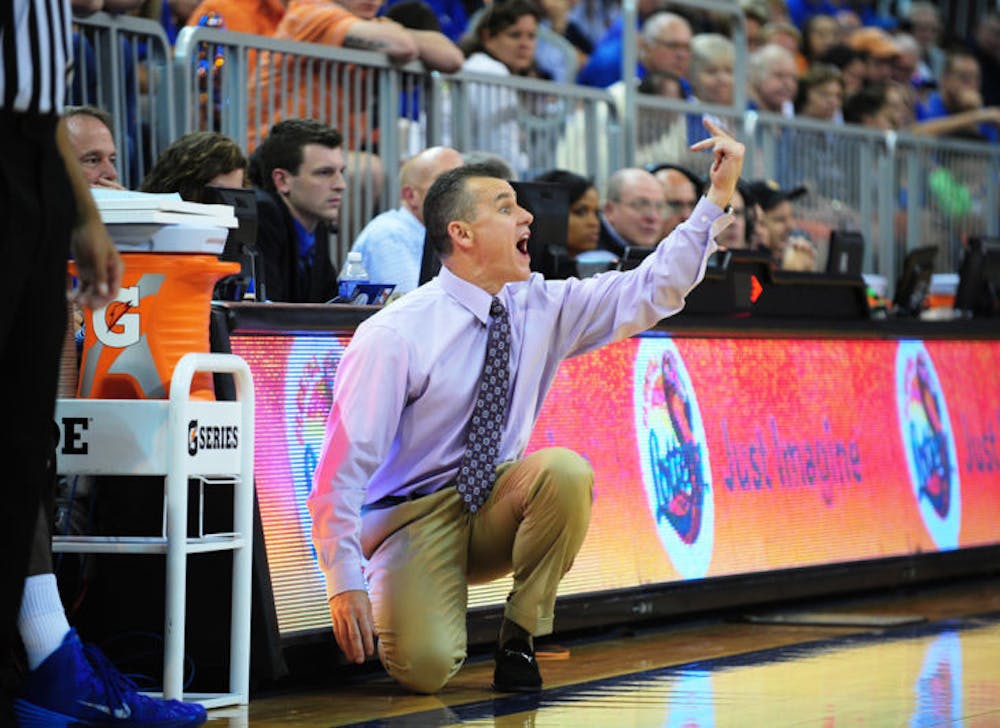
[{"xmin": 379, "ymin": 635, "xmax": 465, "ymax": 694}]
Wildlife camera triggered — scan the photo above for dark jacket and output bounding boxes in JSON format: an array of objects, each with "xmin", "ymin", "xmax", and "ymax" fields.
[
  {"xmin": 254, "ymin": 188, "xmax": 339, "ymax": 303},
  {"xmin": 597, "ymin": 215, "xmax": 629, "ymax": 258}
]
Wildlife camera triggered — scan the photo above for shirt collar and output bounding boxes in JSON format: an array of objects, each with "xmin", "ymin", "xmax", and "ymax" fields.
[
  {"xmin": 437, "ymin": 265, "xmax": 496, "ymax": 325},
  {"xmin": 291, "ymin": 215, "xmax": 316, "ymax": 259},
  {"xmin": 599, "ymin": 213, "xmax": 632, "ymax": 249},
  {"xmin": 397, "ymin": 205, "xmax": 423, "ymax": 229}
]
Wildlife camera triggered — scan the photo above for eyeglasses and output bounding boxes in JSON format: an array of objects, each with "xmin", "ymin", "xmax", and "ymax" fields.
[
  {"xmin": 650, "ymin": 38, "xmax": 690, "ymax": 52},
  {"xmin": 622, "ymin": 198, "xmax": 668, "ymax": 215}
]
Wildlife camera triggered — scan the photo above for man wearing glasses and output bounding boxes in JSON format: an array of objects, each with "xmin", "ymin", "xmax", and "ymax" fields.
[
  {"xmin": 597, "ymin": 167, "xmax": 669, "ymax": 258},
  {"xmin": 650, "ymin": 163, "xmax": 701, "ymax": 238}
]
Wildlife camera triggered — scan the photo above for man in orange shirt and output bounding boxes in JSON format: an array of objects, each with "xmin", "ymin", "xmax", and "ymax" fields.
[
  {"xmin": 185, "ymin": 0, "xmax": 287, "ymax": 36},
  {"xmin": 252, "ymin": 0, "xmax": 462, "ymax": 150}
]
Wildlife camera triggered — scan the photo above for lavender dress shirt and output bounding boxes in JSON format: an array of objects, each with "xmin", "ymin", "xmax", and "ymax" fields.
[{"xmin": 308, "ymin": 197, "xmax": 727, "ymax": 598}]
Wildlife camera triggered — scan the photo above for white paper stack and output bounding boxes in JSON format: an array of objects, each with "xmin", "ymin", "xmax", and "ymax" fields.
[{"xmin": 93, "ymin": 189, "xmax": 238, "ymax": 254}]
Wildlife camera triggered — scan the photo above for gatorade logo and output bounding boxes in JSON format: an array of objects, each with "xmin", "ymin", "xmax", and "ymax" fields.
[
  {"xmin": 93, "ymin": 286, "xmax": 141, "ymax": 348},
  {"xmin": 187, "ymin": 419, "xmax": 239, "ymax": 456},
  {"xmin": 895, "ymin": 341, "xmax": 961, "ymax": 549},
  {"xmin": 634, "ymin": 339, "xmax": 715, "ymax": 579}
]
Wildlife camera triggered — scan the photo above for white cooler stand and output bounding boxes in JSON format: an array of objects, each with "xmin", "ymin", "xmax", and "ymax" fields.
[{"xmin": 53, "ymin": 352, "xmax": 255, "ymax": 708}]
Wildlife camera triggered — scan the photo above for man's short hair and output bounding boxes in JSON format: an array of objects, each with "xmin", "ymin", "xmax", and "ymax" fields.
[
  {"xmin": 250, "ymin": 119, "xmax": 342, "ymax": 193},
  {"xmin": 461, "ymin": 150, "xmax": 515, "ymax": 180},
  {"xmin": 748, "ymin": 43, "xmax": 795, "ymax": 86},
  {"xmin": 64, "ymin": 104, "xmax": 114, "ymax": 135},
  {"xmin": 423, "ymin": 163, "xmax": 504, "ymax": 259},
  {"xmin": 605, "ymin": 167, "xmax": 653, "ymax": 203}
]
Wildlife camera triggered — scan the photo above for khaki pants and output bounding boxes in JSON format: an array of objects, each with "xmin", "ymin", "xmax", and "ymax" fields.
[{"xmin": 360, "ymin": 447, "xmax": 593, "ymax": 693}]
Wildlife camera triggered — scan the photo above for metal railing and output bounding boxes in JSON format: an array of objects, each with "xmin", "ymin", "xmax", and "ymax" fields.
[
  {"xmin": 70, "ymin": 12, "xmax": 175, "ymax": 190},
  {"xmin": 70, "ymin": 12, "xmax": 1000, "ymax": 292}
]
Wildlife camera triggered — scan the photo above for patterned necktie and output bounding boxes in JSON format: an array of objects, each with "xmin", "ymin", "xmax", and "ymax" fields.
[{"xmin": 456, "ymin": 297, "xmax": 511, "ymax": 513}]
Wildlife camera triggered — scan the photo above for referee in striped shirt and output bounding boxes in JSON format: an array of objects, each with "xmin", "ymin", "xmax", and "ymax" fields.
[{"xmin": 1, "ymin": 0, "xmax": 122, "ymax": 719}]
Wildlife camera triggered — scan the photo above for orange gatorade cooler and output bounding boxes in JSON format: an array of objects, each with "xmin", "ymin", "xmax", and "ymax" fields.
[{"xmin": 73, "ymin": 253, "xmax": 239, "ymax": 400}]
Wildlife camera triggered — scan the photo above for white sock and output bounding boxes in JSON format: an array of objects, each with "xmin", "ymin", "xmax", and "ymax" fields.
[{"xmin": 17, "ymin": 573, "xmax": 71, "ymax": 670}]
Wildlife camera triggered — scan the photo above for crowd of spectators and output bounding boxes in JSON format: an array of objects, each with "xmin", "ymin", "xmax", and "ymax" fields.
[
  {"xmin": 94, "ymin": 0, "xmax": 1000, "ymax": 149},
  {"xmin": 72, "ymin": 0, "xmax": 1000, "ymax": 284}
]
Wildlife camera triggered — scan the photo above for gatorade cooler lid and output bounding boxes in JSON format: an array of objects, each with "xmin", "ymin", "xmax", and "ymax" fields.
[{"xmin": 108, "ymin": 223, "xmax": 228, "ymax": 254}]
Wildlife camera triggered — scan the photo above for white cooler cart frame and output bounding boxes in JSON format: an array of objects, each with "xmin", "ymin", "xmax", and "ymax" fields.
[{"xmin": 53, "ymin": 353, "xmax": 255, "ymax": 708}]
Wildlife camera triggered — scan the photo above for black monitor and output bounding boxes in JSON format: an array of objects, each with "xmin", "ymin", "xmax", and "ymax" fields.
[
  {"xmin": 418, "ymin": 180, "xmax": 571, "ymax": 284},
  {"xmin": 892, "ymin": 245, "xmax": 938, "ymax": 317},
  {"xmin": 954, "ymin": 236, "xmax": 1000, "ymax": 317},
  {"xmin": 680, "ymin": 249, "xmax": 744, "ymax": 314},
  {"xmin": 826, "ymin": 230, "xmax": 864, "ymax": 277},
  {"xmin": 617, "ymin": 245, "xmax": 656, "ymax": 271},
  {"xmin": 510, "ymin": 180, "xmax": 570, "ymax": 279},
  {"xmin": 201, "ymin": 186, "xmax": 264, "ymax": 301}
]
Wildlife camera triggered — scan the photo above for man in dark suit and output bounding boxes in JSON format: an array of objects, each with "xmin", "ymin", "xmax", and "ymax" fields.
[{"xmin": 249, "ymin": 119, "xmax": 346, "ymax": 303}]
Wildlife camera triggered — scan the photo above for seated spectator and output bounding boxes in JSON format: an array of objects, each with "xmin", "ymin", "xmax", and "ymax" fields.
[
  {"xmin": 747, "ymin": 43, "xmax": 799, "ymax": 116},
  {"xmin": 598, "ymin": 167, "xmax": 668, "ymax": 256},
  {"xmin": 843, "ymin": 84, "xmax": 894, "ymax": 129},
  {"xmin": 351, "ymin": 146, "xmax": 463, "ymax": 294},
  {"xmin": 794, "ymin": 64, "xmax": 843, "ymax": 121},
  {"xmin": 254, "ymin": 0, "xmax": 462, "ymax": 148},
  {"xmin": 800, "ymin": 13, "xmax": 840, "ymax": 71},
  {"xmin": 598, "ymin": 12, "xmax": 694, "ymax": 166},
  {"xmin": 902, "ymin": 1, "xmax": 944, "ymax": 88},
  {"xmin": 633, "ymin": 12, "xmax": 693, "ymax": 95},
  {"xmin": 915, "ymin": 49, "xmax": 1000, "ymax": 142},
  {"xmin": 648, "ymin": 163, "xmax": 701, "ymax": 238},
  {"xmin": 761, "ymin": 20, "xmax": 805, "ymax": 70},
  {"xmin": 248, "ymin": 119, "xmax": 346, "ymax": 303},
  {"xmin": 748, "ymin": 178, "xmax": 818, "ymax": 271},
  {"xmin": 891, "ymin": 33, "xmax": 925, "ymax": 89},
  {"xmin": 459, "ymin": 0, "xmax": 544, "ymax": 175},
  {"xmin": 578, "ymin": 9, "xmax": 692, "ymax": 94},
  {"xmin": 819, "ymin": 43, "xmax": 866, "ymax": 97},
  {"xmin": 531, "ymin": 169, "xmax": 604, "ymax": 276},
  {"xmin": 183, "ymin": 0, "xmax": 288, "ymax": 83},
  {"xmin": 688, "ymin": 33, "xmax": 735, "ymax": 105},
  {"xmin": 63, "ymin": 106, "xmax": 124, "ymax": 189},
  {"xmin": 139, "ymin": 131, "xmax": 248, "ymax": 201},
  {"xmin": 846, "ymin": 26, "xmax": 898, "ymax": 87}
]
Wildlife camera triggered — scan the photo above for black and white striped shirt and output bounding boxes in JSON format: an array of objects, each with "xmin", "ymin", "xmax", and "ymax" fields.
[{"xmin": 0, "ymin": 0, "xmax": 73, "ymax": 115}]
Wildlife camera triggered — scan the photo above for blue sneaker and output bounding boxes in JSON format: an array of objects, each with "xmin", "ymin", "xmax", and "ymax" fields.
[{"xmin": 14, "ymin": 629, "xmax": 207, "ymax": 727}]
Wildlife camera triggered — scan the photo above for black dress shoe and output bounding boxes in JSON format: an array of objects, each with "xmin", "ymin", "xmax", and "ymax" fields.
[{"xmin": 492, "ymin": 638, "xmax": 542, "ymax": 692}]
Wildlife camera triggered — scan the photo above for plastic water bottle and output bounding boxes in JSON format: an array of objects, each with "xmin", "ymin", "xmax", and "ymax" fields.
[{"xmin": 338, "ymin": 251, "xmax": 370, "ymax": 302}]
